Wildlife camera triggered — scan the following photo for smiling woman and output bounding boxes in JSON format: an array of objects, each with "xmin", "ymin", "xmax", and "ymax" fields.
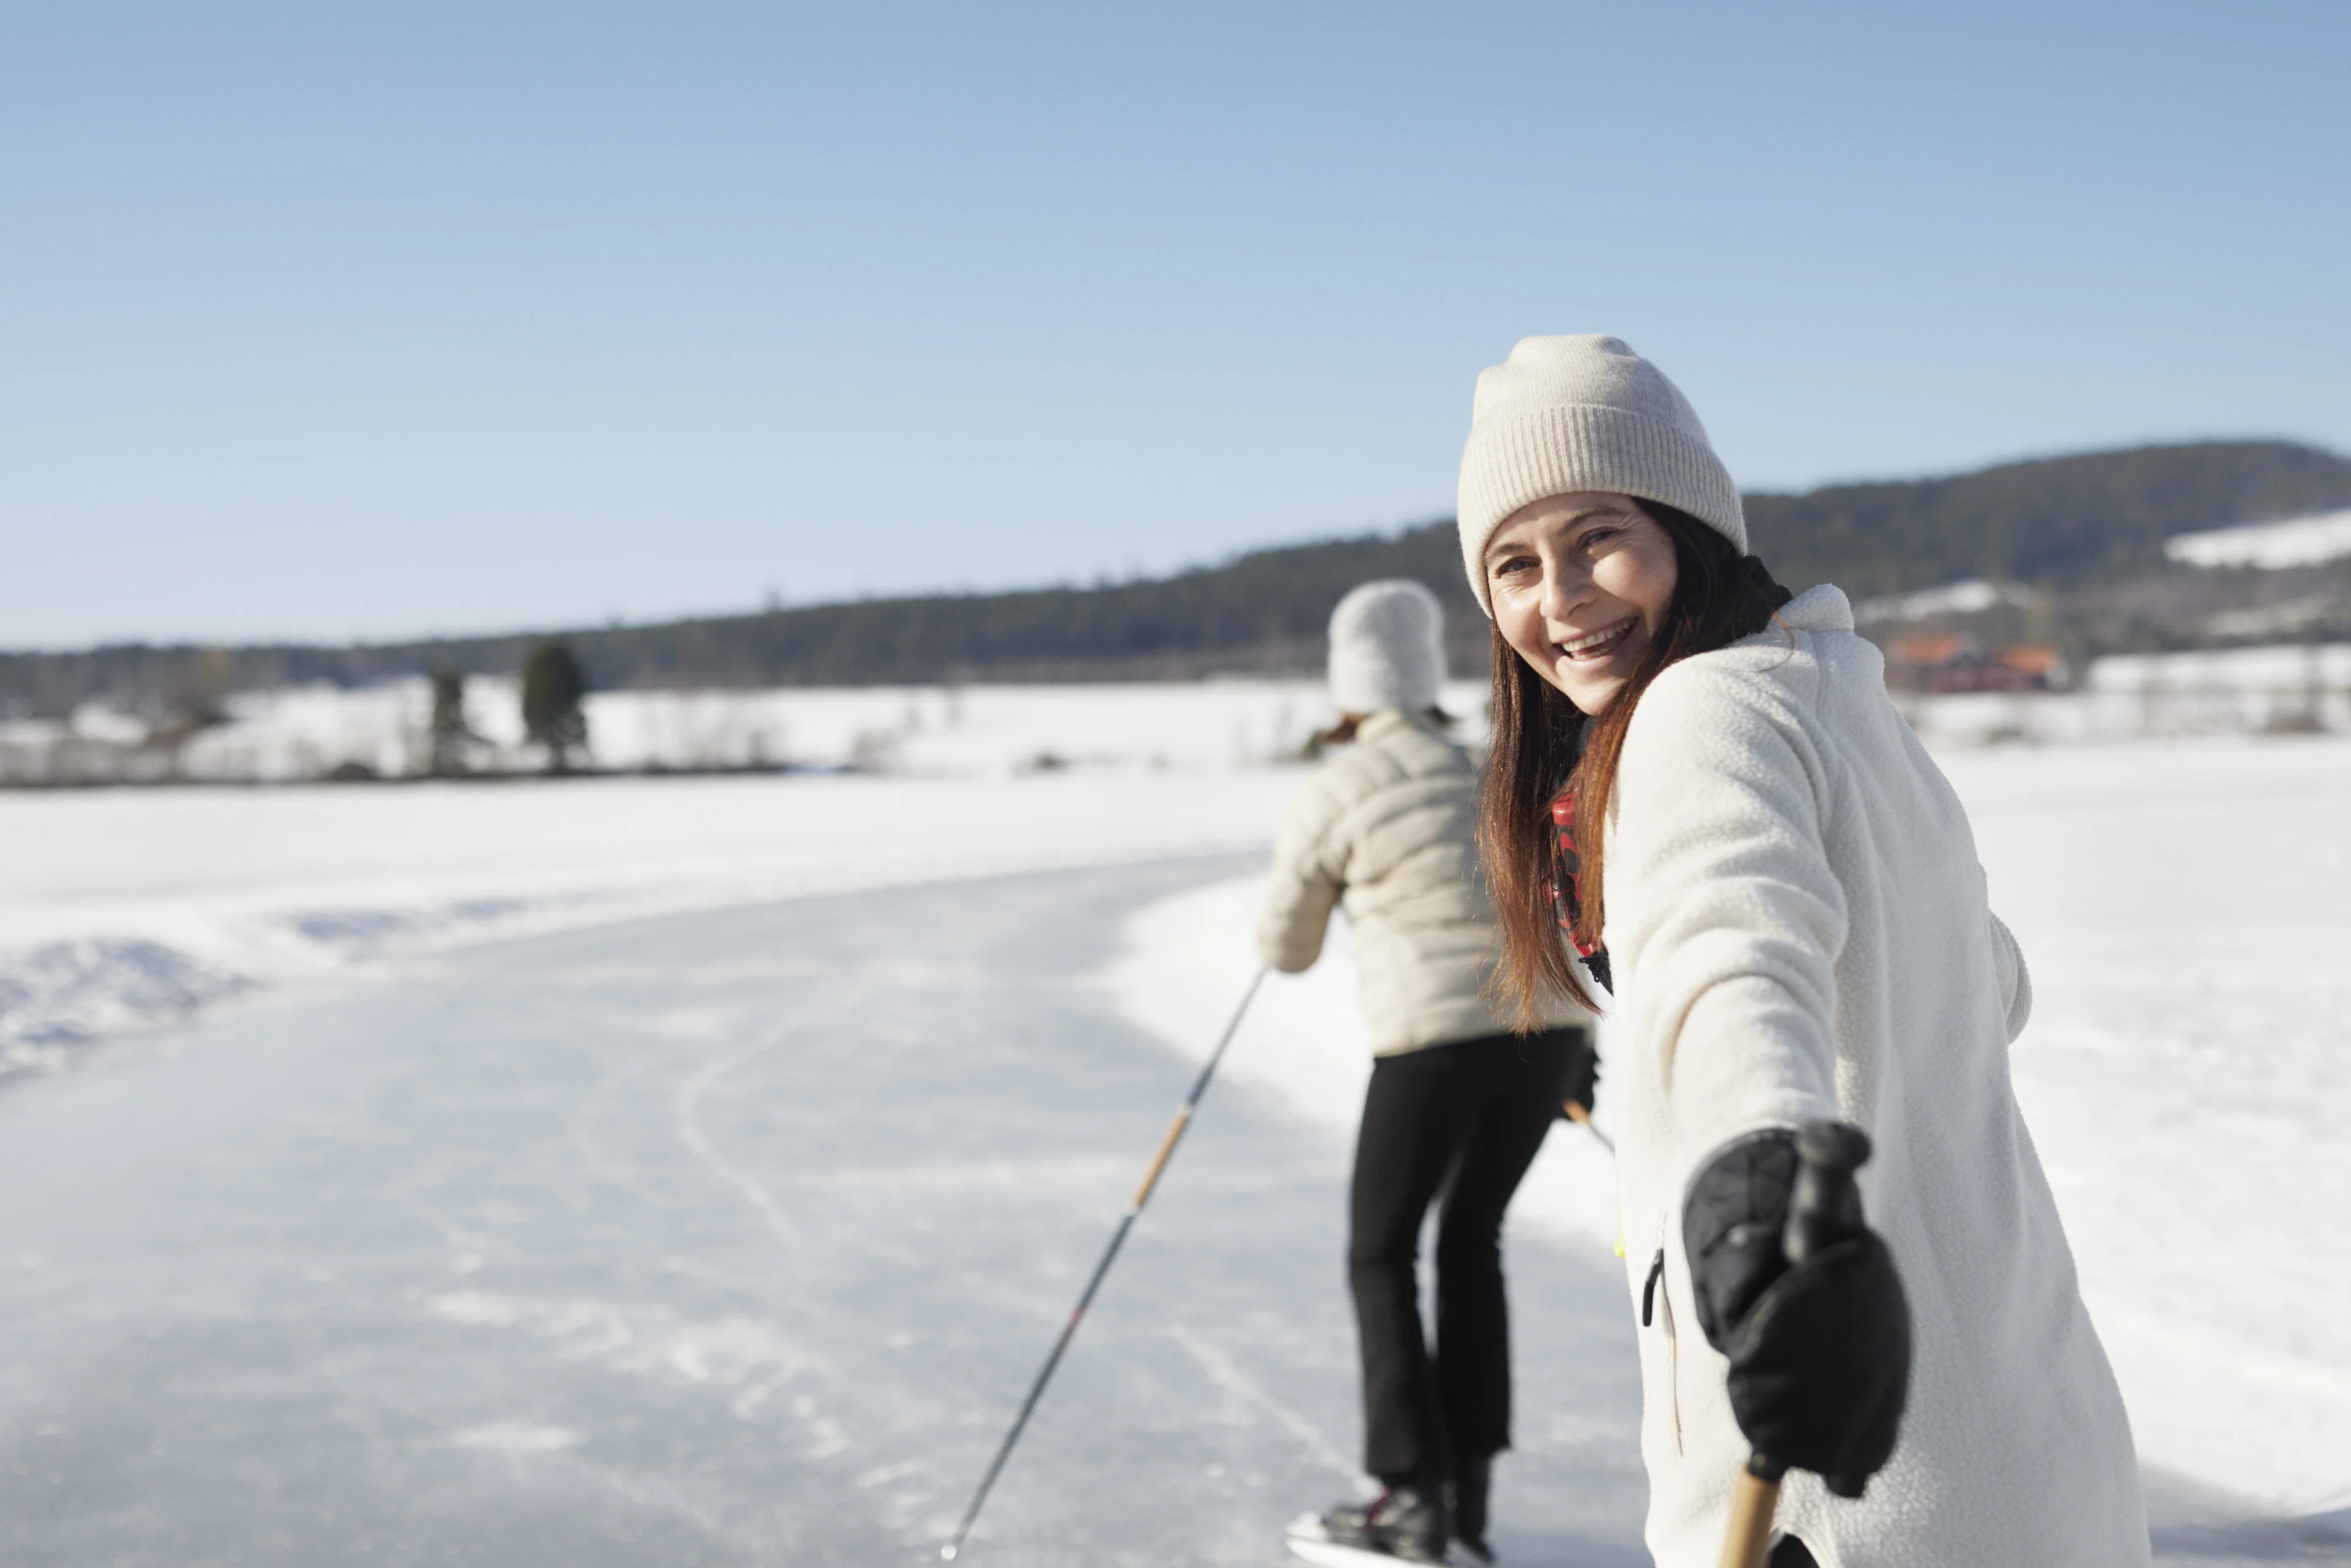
[
  {"xmin": 1478, "ymin": 485, "xmax": 1791, "ymax": 1021},
  {"xmin": 1483, "ymin": 493, "xmax": 1682, "ymax": 719},
  {"xmin": 1453, "ymin": 335, "xmax": 2150, "ymax": 1568}
]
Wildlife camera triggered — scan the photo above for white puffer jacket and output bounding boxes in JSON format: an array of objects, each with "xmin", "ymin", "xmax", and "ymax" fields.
[
  {"xmin": 1259, "ymin": 710, "xmax": 1585, "ymax": 1052},
  {"xmin": 1605, "ymin": 586, "xmax": 2148, "ymax": 1567}
]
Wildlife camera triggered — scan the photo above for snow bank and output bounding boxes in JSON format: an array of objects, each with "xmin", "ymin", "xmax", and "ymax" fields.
[
  {"xmin": 0, "ymin": 677, "xmax": 1490, "ymax": 1058},
  {"xmin": 0, "ymin": 770, "xmax": 1301, "ymax": 1065},
  {"xmin": 1101, "ymin": 737, "xmax": 2351, "ymax": 1515}
]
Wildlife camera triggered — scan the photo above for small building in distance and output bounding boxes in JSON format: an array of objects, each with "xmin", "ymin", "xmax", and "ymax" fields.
[{"xmin": 1890, "ymin": 634, "xmax": 2069, "ymax": 694}]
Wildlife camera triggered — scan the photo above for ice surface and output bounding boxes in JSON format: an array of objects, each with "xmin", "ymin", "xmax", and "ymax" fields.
[{"xmin": 0, "ymin": 861, "xmax": 1653, "ymax": 1567}]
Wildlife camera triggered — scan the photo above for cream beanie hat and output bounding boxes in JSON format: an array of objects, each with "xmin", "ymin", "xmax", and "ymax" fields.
[
  {"xmin": 1326, "ymin": 579, "xmax": 1445, "ymax": 716},
  {"xmin": 1455, "ymin": 334, "xmax": 1745, "ymax": 615}
]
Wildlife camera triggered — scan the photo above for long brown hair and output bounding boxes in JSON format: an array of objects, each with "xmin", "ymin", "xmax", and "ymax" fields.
[{"xmin": 1480, "ymin": 501, "xmax": 1792, "ymax": 1023}]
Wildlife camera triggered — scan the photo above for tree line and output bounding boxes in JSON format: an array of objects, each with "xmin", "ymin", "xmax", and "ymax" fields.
[{"xmin": 6, "ymin": 438, "xmax": 2346, "ymax": 717}]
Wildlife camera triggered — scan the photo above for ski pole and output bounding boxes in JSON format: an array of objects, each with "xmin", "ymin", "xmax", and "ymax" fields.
[
  {"xmin": 1563, "ymin": 1099, "xmax": 1614, "ymax": 1152},
  {"xmin": 940, "ymin": 965, "xmax": 1269, "ymax": 1561},
  {"xmin": 1719, "ymin": 1121, "xmax": 1873, "ymax": 1568}
]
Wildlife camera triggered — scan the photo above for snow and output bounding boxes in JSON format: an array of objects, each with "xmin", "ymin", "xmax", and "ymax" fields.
[
  {"xmin": 1, "ymin": 675, "xmax": 1491, "ymax": 784},
  {"xmin": 1100, "ymin": 735, "xmax": 2351, "ymax": 1517},
  {"xmin": 1851, "ymin": 578, "xmax": 2032, "ymax": 625},
  {"xmin": 3, "ymin": 679, "xmax": 2348, "ymax": 1523},
  {"xmin": 1897, "ymin": 643, "xmax": 2351, "ymax": 745},
  {"xmin": 2166, "ymin": 508, "xmax": 2351, "ymax": 570},
  {"xmin": 2088, "ymin": 642, "xmax": 2351, "ymax": 696},
  {"xmin": 0, "ymin": 677, "xmax": 1492, "ymax": 1055},
  {"xmin": 13, "ymin": 654, "xmax": 2349, "ymax": 795},
  {"xmin": 0, "ymin": 770, "xmax": 1299, "ymax": 1062}
]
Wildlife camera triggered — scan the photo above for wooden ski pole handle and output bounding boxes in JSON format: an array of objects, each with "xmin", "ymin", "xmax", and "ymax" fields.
[
  {"xmin": 1562, "ymin": 1100, "xmax": 1614, "ymax": 1151},
  {"xmin": 1720, "ymin": 1460, "xmax": 1783, "ymax": 1568}
]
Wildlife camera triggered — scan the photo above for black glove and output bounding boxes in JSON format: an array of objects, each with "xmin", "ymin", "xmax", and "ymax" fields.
[{"xmin": 1683, "ymin": 1129, "xmax": 1911, "ymax": 1496}]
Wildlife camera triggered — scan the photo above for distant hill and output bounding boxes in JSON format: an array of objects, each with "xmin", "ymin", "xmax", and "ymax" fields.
[
  {"xmin": 1748, "ymin": 440, "xmax": 2351, "ymax": 598},
  {"xmin": 7, "ymin": 438, "xmax": 2348, "ymax": 715}
]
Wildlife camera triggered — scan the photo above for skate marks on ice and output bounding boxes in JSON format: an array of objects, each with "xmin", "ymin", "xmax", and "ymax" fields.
[
  {"xmin": 0, "ymin": 854, "xmax": 1652, "ymax": 1567},
  {"xmin": 0, "ymin": 854, "xmax": 2317, "ymax": 1568}
]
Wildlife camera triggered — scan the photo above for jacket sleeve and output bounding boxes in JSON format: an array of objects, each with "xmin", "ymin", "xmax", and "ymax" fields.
[
  {"xmin": 1605, "ymin": 664, "xmax": 1847, "ymax": 1158},
  {"xmin": 1258, "ymin": 776, "xmax": 1347, "ymax": 973},
  {"xmin": 1987, "ymin": 912, "xmax": 2033, "ymax": 1042}
]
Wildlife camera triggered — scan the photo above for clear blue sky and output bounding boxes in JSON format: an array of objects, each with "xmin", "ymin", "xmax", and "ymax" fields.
[{"xmin": 4, "ymin": 1, "xmax": 2346, "ymax": 648}]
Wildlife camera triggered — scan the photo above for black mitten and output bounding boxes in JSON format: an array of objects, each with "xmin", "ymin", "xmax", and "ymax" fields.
[{"xmin": 1684, "ymin": 1130, "xmax": 1911, "ymax": 1496}]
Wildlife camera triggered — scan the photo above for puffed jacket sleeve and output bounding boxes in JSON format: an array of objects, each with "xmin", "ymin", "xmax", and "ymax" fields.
[
  {"xmin": 1258, "ymin": 773, "xmax": 1347, "ymax": 973},
  {"xmin": 1605, "ymin": 664, "xmax": 1847, "ymax": 1157},
  {"xmin": 1987, "ymin": 912, "xmax": 2033, "ymax": 1042}
]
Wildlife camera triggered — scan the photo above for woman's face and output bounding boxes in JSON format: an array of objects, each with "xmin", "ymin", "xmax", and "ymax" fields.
[{"xmin": 1484, "ymin": 492, "xmax": 1680, "ymax": 716}]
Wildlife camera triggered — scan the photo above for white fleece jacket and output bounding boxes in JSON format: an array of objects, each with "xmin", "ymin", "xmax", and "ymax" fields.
[
  {"xmin": 1259, "ymin": 710, "xmax": 1586, "ymax": 1052},
  {"xmin": 1605, "ymin": 587, "xmax": 2148, "ymax": 1567}
]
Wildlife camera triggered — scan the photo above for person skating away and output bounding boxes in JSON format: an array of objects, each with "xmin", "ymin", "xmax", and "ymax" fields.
[
  {"xmin": 1265, "ymin": 580, "xmax": 1599, "ymax": 1567},
  {"xmin": 1457, "ymin": 335, "xmax": 2149, "ymax": 1567}
]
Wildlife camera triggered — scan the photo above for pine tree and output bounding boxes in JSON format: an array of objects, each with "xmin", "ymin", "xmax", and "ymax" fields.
[
  {"xmin": 520, "ymin": 642, "xmax": 589, "ymax": 773},
  {"xmin": 427, "ymin": 670, "xmax": 484, "ymax": 776}
]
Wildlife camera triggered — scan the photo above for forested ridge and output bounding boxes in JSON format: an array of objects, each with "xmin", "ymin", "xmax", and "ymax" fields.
[
  {"xmin": 9, "ymin": 439, "xmax": 2349, "ymax": 711},
  {"xmin": 1747, "ymin": 440, "xmax": 2351, "ymax": 596}
]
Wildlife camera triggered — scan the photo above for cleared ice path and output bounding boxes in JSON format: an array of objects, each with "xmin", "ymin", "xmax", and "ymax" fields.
[
  {"xmin": 0, "ymin": 858, "xmax": 1647, "ymax": 1567},
  {"xmin": 0, "ymin": 857, "xmax": 2338, "ymax": 1565}
]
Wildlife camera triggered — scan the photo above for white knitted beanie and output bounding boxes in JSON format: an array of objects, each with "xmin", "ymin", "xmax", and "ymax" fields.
[
  {"xmin": 1455, "ymin": 334, "xmax": 1746, "ymax": 615},
  {"xmin": 1327, "ymin": 579, "xmax": 1446, "ymax": 716}
]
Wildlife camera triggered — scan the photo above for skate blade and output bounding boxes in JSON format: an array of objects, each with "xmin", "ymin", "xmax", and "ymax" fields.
[{"xmin": 1284, "ymin": 1515, "xmax": 1487, "ymax": 1568}]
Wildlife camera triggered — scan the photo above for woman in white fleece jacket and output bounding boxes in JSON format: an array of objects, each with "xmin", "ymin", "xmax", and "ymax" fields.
[
  {"xmin": 1455, "ymin": 336, "xmax": 2148, "ymax": 1568},
  {"xmin": 1261, "ymin": 579, "xmax": 1594, "ymax": 1566}
]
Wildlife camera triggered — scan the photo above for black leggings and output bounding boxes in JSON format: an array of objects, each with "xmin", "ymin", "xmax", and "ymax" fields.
[{"xmin": 1346, "ymin": 1027, "xmax": 1583, "ymax": 1482}]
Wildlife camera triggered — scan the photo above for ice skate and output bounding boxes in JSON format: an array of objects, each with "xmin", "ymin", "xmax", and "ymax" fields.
[{"xmin": 1285, "ymin": 1484, "xmax": 1460, "ymax": 1566}]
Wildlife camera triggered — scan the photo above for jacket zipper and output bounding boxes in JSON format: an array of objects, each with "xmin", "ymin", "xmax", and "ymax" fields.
[{"xmin": 1641, "ymin": 1241, "xmax": 1684, "ymax": 1455}]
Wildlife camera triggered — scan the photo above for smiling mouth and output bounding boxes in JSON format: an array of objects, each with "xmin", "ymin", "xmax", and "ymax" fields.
[{"xmin": 1553, "ymin": 618, "xmax": 1636, "ymax": 663}]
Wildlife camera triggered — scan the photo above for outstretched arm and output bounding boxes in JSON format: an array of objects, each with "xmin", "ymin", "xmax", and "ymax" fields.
[
  {"xmin": 1609, "ymin": 667, "xmax": 1909, "ymax": 1500},
  {"xmin": 1606, "ymin": 666, "xmax": 1848, "ymax": 1153}
]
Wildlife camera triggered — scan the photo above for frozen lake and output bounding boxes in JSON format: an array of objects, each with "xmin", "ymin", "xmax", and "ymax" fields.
[
  {"xmin": 0, "ymin": 858, "xmax": 1655, "ymax": 1566},
  {"xmin": 2, "ymin": 853, "xmax": 2346, "ymax": 1564},
  {"xmin": 2, "ymin": 732, "xmax": 2350, "ymax": 1562}
]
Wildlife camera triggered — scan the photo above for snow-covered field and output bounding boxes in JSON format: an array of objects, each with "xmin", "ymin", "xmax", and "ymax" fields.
[
  {"xmin": 3, "ymin": 683, "xmax": 2348, "ymax": 1526},
  {"xmin": 0, "ymin": 675, "xmax": 1489, "ymax": 784},
  {"xmin": 1905, "ymin": 643, "xmax": 2351, "ymax": 746},
  {"xmin": 6, "ymin": 641, "xmax": 2348, "ymax": 786}
]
